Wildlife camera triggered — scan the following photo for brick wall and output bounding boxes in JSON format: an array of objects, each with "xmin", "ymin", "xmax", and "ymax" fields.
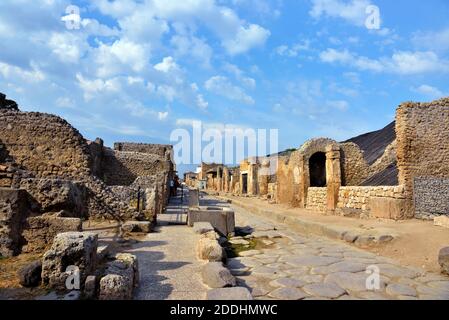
[{"xmin": 305, "ymin": 187, "xmax": 327, "ymax": 212}]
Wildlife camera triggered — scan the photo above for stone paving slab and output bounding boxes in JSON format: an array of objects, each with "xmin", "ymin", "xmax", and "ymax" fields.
[{"xmin": 204, "ymin": 195, "xmax": 449, "ymax": 300}]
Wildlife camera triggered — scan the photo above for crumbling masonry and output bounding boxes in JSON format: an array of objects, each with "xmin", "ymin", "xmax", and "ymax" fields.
[{"xmin": 200, "ymin": 97, "xmax": 449, "ymax": 221}]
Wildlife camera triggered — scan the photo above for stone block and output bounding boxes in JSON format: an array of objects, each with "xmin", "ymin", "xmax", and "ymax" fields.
[
  {"xmin": 434, "ymin": 216, "xmax": 449, "ymax": 229},
  {"xmin": 201, "ymin": 262, "xmax": 236, "ymax": 288},
  {"xmin": 84, "ymin": 275, "xmax": 97, "ymax": 300},
  {"xmin": 22, "ymin": 215, "xmax": 82, "ymax": 253},
  {"xmin": 19, "ymin": 178, "xmax": 87, "ymax": 218},
  {"xmin": 188, "ymin": 207, "xmax": 235, "ymax": 236},
  {"xmin": 197, "ymin": 237, "xmax": 224, "ymax": 262},
  {"xmin": 122, "ymin": 221, "xmax": 151, "ymax": 233},
  {"xmin": 99, "ymin": 253, "xmax": 139, "ymax": 300},
  {"xmin": 18, "ymin": 260, "xmax": 42, "ymax": 288},
  {"xmin": 193, "ymin": 222, "xmax": 214, "ymax": 234},
  {"xmin": 0, "ymin": 188, "xmax": 30, "ymax": 257},
  {"xmin": 42, "ymin": 232, "xmax": 98, "ymax": 290},
  {"xmin": 370, "ymin": 197, "xmax": 407, "ymax": 220},
  {"xmin": 188, "ymin": 188, "xmax": 200, "ymax": 207}
]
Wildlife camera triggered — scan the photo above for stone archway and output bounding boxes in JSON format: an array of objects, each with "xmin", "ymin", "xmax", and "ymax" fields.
[
  {"xmin": 297, "ymin": 138, "xmax": 342, "ymax": 211},
  {"xmin": 309, "ymin": 152, "xmax": 327, "ymax": 187}
]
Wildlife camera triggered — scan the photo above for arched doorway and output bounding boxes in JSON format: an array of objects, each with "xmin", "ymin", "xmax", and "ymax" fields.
[{"xmin": 309, "ymin": 152, "xmax": 326, "ymax": 187}]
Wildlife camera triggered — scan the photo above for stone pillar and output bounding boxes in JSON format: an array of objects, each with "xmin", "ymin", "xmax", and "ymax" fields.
[
  {"xmin": 248, "ymin": 163, "xmax": 259, "ymax": 196},
  {"xmin": 259, "ymin": 160, "xmax": 270, "ymax": 196},
  {"xmin": 298, "ymin": 156, "xmax": 308, "ymax": 208},
  {"xmin": 325, "ymin": 145, "xmax": 341, "ymax": 212},
  {"xmin": 216, "ymin": 167, "xmax": 222, "ymax": 192}
]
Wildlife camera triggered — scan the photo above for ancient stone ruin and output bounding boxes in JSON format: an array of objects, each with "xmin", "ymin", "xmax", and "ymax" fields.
[
  {"xmin": 0, "ymin": 93, "xmax": 175, "ymax": 299},
  {"xmin": 195, "ymin": 97, "xmax": 449, "ymax": 222}
]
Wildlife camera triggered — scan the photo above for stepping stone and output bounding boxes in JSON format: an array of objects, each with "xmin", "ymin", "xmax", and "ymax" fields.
[
  {"xmin": 269, "ymin": 277, "xmax": 307, "ymax": 288},
  {"xmin": 207, "ymin": 287, "xmax": 253, "ymax": 300},
  {"xmin": 239, "ymin": 250, "xmax": 261, "ymax": 257},
  {"xmin": 302, "ymin": 283, "xmax": 346, "ymax": 299},
  {"xmin": 268, "ymin": 287, "xmax": 307, "ymax": 300},
  {"xmin": 386, "ymin": 284, "xmax": 417, "ymax": 297},
  {"xmin": 229, "ymin": 239, "xmax": 250, "ymax": 245}
]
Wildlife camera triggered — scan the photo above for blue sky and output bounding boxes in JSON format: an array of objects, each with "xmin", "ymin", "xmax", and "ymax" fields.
[{"xmin": 1, "ymin": 0, "xmax": 449, "ymax": 173}]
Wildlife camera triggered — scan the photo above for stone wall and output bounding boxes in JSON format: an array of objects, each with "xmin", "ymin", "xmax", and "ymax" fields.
[
  {"xmin": 305, "ymin": 187, "xmax": 327, "ymax": 212},
  {"xmin": 0, "ymin": 188, "xmax": 30, "ymax": 257},
  {"xmin": 102, "ymin": 149, "xmax": 170, "ymax": 186},
  {"xmin": 414, "ymin": 177, "xmax": 449, "ymax": 219},
  {"xmin": 114, "ymin": 142, "xmax": 173, "ymax": 159},
  {"xmin": 0, "ymin": 110, "xmax": 92, "ymax": 179},
  {"xmin": 337, "ymin": 186, "xmax": 404, "ymax": 211},
  {"xmin": 396, "ymin": 98, "xmax": 449, "ymax": 218}
]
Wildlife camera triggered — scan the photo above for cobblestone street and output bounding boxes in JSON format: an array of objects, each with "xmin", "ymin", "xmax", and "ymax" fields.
[{"xmin": 207, "ymin": 195, "xmax": 449, "ymax": 300}]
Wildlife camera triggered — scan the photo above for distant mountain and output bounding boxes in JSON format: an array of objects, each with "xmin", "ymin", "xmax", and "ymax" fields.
[{"xmin": 344, "ymin": 121, "xmax": 396, "ymax": 165}]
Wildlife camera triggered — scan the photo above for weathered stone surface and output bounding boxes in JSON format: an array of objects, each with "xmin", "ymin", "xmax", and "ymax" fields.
[
  {"xmin": 42, "ymin": 232, "xmax": 98, "ymax": 290},
  {"xmin": 22, "ymin": 215, "xmax": 82, "ymax": 253},
  {"xmin": 84, "ymin": 275, "xmax": 97, "ymax": 299},
  {"xmin": 434, "ymin": 216, "xmax": 449, "ymax": 228},
  {"xmin": 193, "ymin": 222, "xmax": 214, "ymax": 234},
  {"xmin": 122, "ymin": 221, "xmax": 151, "ymax": 233},
  {"xmin": 63, "ymin": 290, "xmax": 81, "ymax": 300},
  {"xmin": 18, "ymin": 260, "xmax": 42, "ymax": 287},
  {"xmin": 19, "ymin": 178, "xmax": 87, "ymax": 218},
  {"xmin": 0, "ymin": 188, "xmax": 30, "ymax": 257},
  {"xmin": 197, "ymin": 237, "xmax": 224, "ymax": 262},
  {"xmin": 238, "ymin": 250, "xmax": 260, "ymax": 257},
  {"xmin": 370, "ymin": 197, "xmax": 407, "ymax": 220},
  {"xmin": 202, "ymin": 262, "xmax": 236, "ymax": 288},
  {"xmin": 229, "ymin": 238, "xmax": 250, "ymax": 245},
  {"xmin": 207, "ymin": 287, "xmax": 253, "ymax": 300},
  {"xmin": 269, "ymin": 277, "xmax": 306, "ymax": 288},
  {"xmin": 268, "ymin": 287, "xmax": 307, "ymax": 300},
  {"xmin": 188, "ymin": 188, "xmax": 200, "ymax": 207},
  {"xmin": 188, "ymin": 207, "xmax": 235, "ymax": 236},
  {"xmin": 386, "ymin": 283, "xmax": 417, "ymax": 297},
  {"xmin": 99, "ymin": 253, "xmax": 139, "ymax": 300},
  {"xmin": 325, "ymin": 272, "xmax": 385, "ymax": 292},
  {"xmin": 284, "ymin": 255, "xmax": 339, "ymax": 268},
  {"xmin": 438, "ymin": 247, "xmax": 449, "ymax": 275},
  {"xmin": 326, "ymin": 261, "xmax": 367, "ymax": 273},
  {"xmin": 302, "ymin": 283, "xmax": 346, "ymax": 299},
  {"xmin": 99, "ymin": 274, "xmax": 132, "ymax": 300}
]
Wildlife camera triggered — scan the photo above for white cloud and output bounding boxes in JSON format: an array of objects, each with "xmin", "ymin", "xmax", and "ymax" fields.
[
  {"xmin": 223, "ymin": 63, "xmax": 256, "ymax": 89},
  {"xmin": 310, "ymin": 0, "xmax": 372, "ymax": 26},
  {"xmin": 275, "ymin": 41, "xmax": 311, "ymax": 57},
  {"xmin": 0, "ymin": 62, "xmax": 46, "ymax": 83},
  {"xmin": 76, "ymin": 73, "xmax": 122, "ymax": 101},
  {"xmin": 154, "ymin": 56, "xmax": 180, "ymax": 73},
  {"xmin": 205, "ymin": 75, "xmax": 255, "ymax": 105},
  {"xmin": 412, "ymin": 27, "xmax": 449, "ymax": 53},
  {"xmin": 320, "ymin": 48, "xmax": 449, "ymax": 74},
  {"xmin": 412, "ymin": 85, "xmax": 446, "ymax": 100},
  {"xmin": 222, "ymin": 23, "xmax": 270, "ymax": 55}
]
